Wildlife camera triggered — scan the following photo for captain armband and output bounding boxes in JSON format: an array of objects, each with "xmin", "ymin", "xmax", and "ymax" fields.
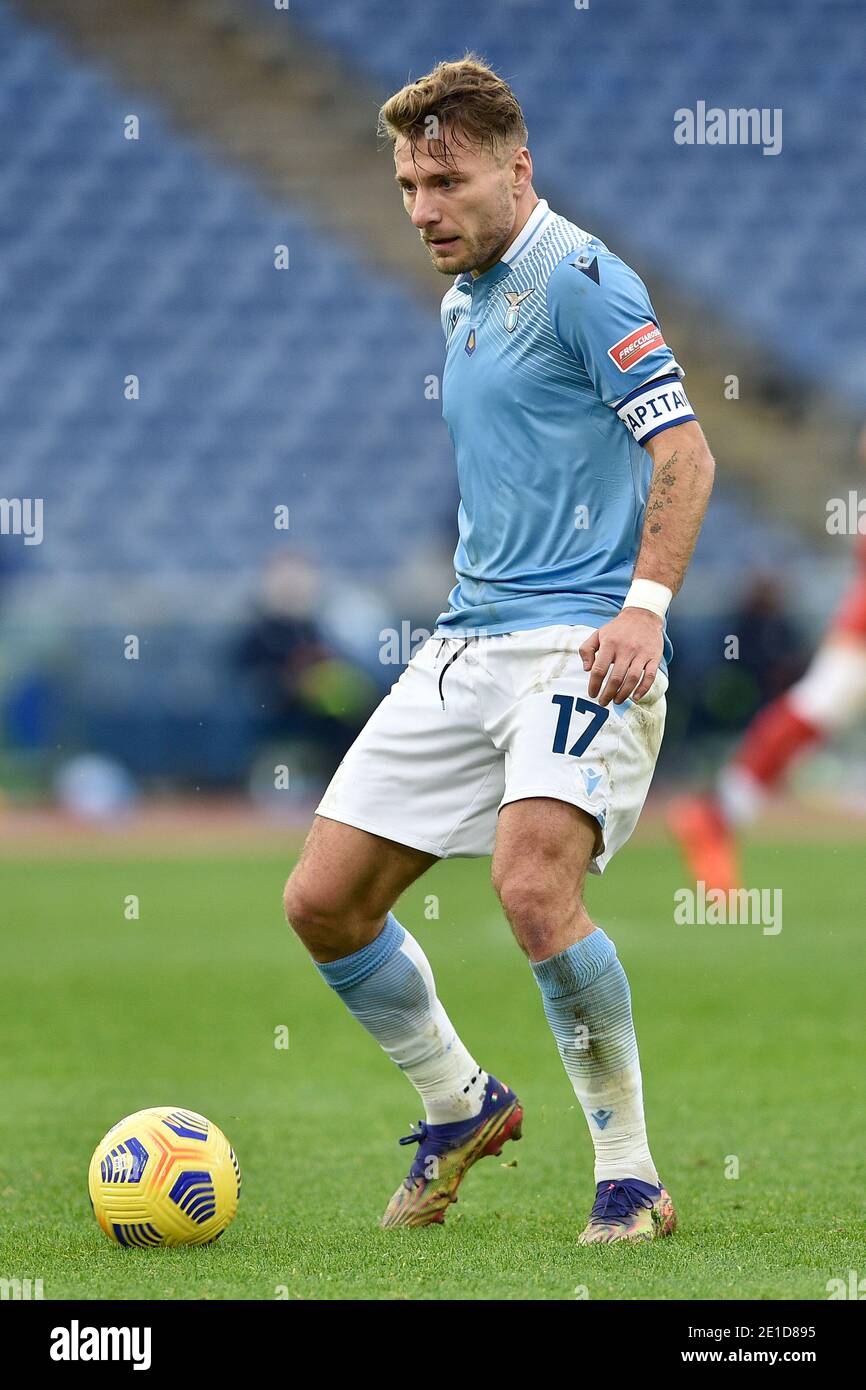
[{"xmin": 615, "ymin": 372, "xmax": 696, "ymax": 445}]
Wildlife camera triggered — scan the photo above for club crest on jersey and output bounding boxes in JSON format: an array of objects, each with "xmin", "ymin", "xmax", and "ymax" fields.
[
  {"xmin": 502, "ymin": 287, "xmax": 535, "ymax": 332},
  {"xmin": 465, "ymin": 327, "xmax": 477, "ymax": 356}
]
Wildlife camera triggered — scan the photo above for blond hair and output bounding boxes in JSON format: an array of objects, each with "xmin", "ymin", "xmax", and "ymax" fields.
[{"xmin": 377, "ymin": 54, "xmax": 528, "ymax": 165}]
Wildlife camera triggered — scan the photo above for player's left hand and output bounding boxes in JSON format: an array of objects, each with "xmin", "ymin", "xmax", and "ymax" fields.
[{"xmin": 579, "ymin": 608, "xmax": 664, "ymax": 706}]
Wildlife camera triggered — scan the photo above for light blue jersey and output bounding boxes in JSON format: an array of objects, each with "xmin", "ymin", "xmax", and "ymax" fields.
[{"xmin": 433, "ymin": 199, "xmax": 696, "ymax": 671}]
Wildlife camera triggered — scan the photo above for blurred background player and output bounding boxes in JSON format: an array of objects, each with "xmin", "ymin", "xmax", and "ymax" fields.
[{"xmin": 670, "ymin": 424, "xmax": 866, "ymax": 891}]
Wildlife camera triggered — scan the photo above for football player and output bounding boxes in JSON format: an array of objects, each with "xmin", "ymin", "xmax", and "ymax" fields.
[{"xmin": 284, "ymin": 56, "xmax": 714, "ymax": 1243}]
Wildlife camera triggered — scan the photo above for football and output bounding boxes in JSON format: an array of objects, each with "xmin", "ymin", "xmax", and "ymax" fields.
[{"xmin": 88, "ymin": 1107, "xmax": 241, "ymax": 1248}]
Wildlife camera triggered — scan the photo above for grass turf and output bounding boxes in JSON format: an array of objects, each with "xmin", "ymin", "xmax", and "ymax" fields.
[{"xmin": 1, "ymin": 837, "xmax": 863, "ymax": 1300}]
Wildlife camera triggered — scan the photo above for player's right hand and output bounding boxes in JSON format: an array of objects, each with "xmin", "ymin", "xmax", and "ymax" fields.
[{"xmin": 579, "ymin": 609, "xmax": 663, "ymax": 706}]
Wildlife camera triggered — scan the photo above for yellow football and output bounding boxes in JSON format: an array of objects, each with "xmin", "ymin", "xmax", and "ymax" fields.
[{"xmin": 88, "ymin": 1107, "xmax": 241, "ymax": 1247}]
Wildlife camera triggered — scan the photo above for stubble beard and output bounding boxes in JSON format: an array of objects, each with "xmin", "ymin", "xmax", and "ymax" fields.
[{"xmin": 427, "ymin": 194, "xmax": 518, "ymax": 277}]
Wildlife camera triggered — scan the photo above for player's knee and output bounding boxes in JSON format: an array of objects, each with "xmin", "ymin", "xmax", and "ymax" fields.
[
  {"xmin": 282, "ymin": 873, "xmax": 329, "ymax": 942},
  {"xmin": 282, "ymin": 871, "xmax": 380, "ymax": 957},
  {"xmin": 493, "ymin": 873, "xmax": 566, "ymax": 957},
  {"xmin": 494, "ymin": 866, "xmax": 595, "ymax": 958}
]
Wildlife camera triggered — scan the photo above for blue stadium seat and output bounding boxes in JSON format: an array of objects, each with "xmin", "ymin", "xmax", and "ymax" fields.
[{"xmin": 0, "ymin": 0, "xmax": 833, "ymax": 775}]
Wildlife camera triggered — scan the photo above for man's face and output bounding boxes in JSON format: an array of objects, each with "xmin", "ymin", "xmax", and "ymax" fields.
[{"xmin": 394, "ymin": 128, "xmax": 523, "ymax": 276}]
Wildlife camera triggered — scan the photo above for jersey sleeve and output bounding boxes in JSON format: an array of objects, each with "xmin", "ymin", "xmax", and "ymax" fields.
[{"xmin": 546, "ymin": 246, "xmax": 697, "ymax": 445}]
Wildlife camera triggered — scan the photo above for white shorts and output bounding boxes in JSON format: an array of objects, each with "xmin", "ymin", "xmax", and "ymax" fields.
[{"xmin": 316, "ymin": 624, "xmax": 668, "ymax": 874}]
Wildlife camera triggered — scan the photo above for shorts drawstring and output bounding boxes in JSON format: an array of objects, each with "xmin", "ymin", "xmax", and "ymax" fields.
[{"xmin": 437, "ymin": 635, "xmax": 479, "ymax": 709}]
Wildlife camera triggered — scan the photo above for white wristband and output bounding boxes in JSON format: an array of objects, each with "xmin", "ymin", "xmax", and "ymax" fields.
[{"xmin": 622, "ymin": 578, "xmax": 672, "ymax": 619}]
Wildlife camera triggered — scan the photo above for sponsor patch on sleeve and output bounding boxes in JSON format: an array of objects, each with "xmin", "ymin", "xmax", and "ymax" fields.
[
  {"xmin": 615, "ymin": 372, "xmax": 696, "ymax": 444},
  {"xmin": 607, "ymin": 321, "xmax": 666, "ymax": 372}
]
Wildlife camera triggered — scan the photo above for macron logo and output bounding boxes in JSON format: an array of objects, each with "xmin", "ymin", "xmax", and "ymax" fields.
[
  {"xmin": 591, "ymin": 1108, "xmax": 614, "ymax": 1130},
  {"xmin": 50, "ymin": 1321, "xmax": 152, "ymax": 1371}
]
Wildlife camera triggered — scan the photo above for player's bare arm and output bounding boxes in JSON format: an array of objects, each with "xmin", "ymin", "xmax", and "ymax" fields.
[{"xmin": 581, "ymin": 420, "xmax": 715, "ymax": 707}]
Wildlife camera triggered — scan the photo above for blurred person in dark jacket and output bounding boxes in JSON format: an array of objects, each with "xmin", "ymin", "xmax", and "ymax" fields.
[{"xmin": 235, "ymin": 553, "xmax": 378, "ymax": 767}]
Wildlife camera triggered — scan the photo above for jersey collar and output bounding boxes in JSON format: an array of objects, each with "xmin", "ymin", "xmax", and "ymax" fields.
[
  {"xmin": 454, "ymin": 198, "xmax": 551, "ymax": 291},
  {"xmin": 500, "ymin": 197, "xmax": 551, "ymax": 266}
]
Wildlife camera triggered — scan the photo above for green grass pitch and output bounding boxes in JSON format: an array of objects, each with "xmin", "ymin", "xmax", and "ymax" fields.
[{"xmin": 1, "ymin": 836, "xmax": 863, "ymax": 1300}]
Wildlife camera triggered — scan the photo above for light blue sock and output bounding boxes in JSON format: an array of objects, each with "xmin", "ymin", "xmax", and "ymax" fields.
[
  {"xmin": 315, "ymin": 913, "xmax": 485, "ymax": 1124},
  {"xmin": 531, "ymin": 928, "xmax": 658, "ymax": 1185}
]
